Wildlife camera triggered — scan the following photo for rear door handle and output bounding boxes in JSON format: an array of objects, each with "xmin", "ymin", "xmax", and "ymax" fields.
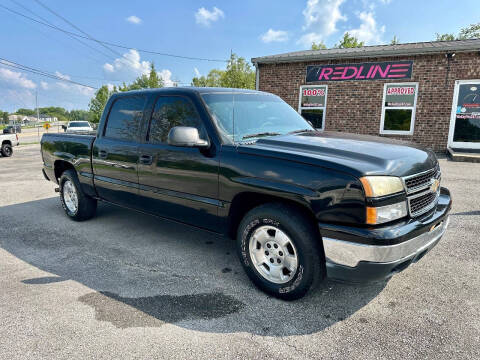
[
  {"xmin": 98, "ymin": 150, "xmax": 108, "ymax": 159},
  {"xmin": 139, "ymin": 154, "xmax": 153, "ymax": 165}
]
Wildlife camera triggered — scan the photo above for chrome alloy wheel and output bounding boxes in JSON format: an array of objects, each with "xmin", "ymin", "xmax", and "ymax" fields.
[
  {"xmin": 63, "ymin": 180, "xmax": 78, "ymax": 214},
  {"xmin": 248, "ymin": 225, "xmax": 298, "ymax": 284}
]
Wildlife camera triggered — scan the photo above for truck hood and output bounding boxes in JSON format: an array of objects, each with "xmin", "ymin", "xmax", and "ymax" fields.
[{"xmin": 239, "ymin": 131, "xmax": 438, "ymax": 178}]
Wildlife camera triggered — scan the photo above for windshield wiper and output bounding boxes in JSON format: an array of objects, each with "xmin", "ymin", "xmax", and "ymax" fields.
[
  {"xmin": 242, "ymin": 132, "xmax": 281, "ymax": 140},
  {"xmin": 288, "ymin": 129, "xmax": 315, "ymax": 134}
]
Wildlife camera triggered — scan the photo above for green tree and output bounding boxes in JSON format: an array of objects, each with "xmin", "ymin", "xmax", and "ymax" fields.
[
  {"xmin": 191, "ymin": 69, "xmax": 223, "ymax": 87},
  {"xmin": 89, "ymin": 85, "xmax": 115, "ymax": 123},
  {"xmin": 191, "ymin": 53, "xmax": 255, "ymax": 89},
  {"xmin": 390, "ymin": 35, "xmax": 400, "ymax": 45},
  {"xmin": 16, "ymin": 108, "xmax": 35, "ymax": 116},
  {"xmin": 119, "ymin": 63, "xmax": 164, "ymax": 91},
  {"xmin": 0, "ymin": 111, "xmax": 8, "ymax": 124},
  {"xmin": 221, "ymin": 53, "xmax": 255, "ymax": 89},
  {"xmin": 311, "ymin": 41, "xmax": 327, "ymax": 50},
  {"xmin": 458, "ymin": 22, "xmax": 480, "ymax": 39},
  {"xmin": 335, "ymin": 32, "xmax": 364, "ymax": 48},
  {"xmin": 435, "ymin": 33, "xmax": 456, "ymax": 41},
  {"xmin": 69, "ymin": 109, "xmax": 92, "ymax": 122}
]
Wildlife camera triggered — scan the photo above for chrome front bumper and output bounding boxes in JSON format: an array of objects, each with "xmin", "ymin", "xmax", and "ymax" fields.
[{"xmin": 323, "ymin": 216, "xmax": 449, "ymax": 268}]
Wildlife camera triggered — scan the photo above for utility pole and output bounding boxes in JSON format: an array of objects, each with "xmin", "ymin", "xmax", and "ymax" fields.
[{"xmin": 36, "ymin": 90, "xmax": 40, "ymax": 139}]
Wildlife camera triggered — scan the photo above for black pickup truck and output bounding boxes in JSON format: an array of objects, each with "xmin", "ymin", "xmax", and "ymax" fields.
[{"xmin": 41, "ymin": 87, "xmax": 451, "ymax": 300}]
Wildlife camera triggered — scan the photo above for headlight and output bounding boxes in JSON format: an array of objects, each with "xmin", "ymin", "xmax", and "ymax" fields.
[
  {"xmin": 366, "ymin": 202, "xmax": 408, "ymax": 225},
  {"xmin": 360, "ymin": 176, "xmax": 404, "ymax": 197}
]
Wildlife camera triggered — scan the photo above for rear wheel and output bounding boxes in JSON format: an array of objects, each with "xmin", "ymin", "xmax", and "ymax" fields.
[
  {"xmin": 1, "ymin": 143, "xmax": 12, "ymax": 157},
  {"xmin": 59, "ymin": 170, "xmax": 97, "ymax": 221},
  {"xmin": 237, "ymin": 203, "xmax": 324, "ymax": 300}
]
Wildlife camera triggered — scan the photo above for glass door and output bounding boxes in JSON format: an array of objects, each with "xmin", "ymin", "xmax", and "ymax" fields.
[{"xmin": 448, "ymin": 80, "xmax": 480, "ymax": 149}]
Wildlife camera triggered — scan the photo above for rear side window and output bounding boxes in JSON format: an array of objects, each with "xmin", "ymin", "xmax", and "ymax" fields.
[
  {"xmin": 148, "ymin": 96, "xmax": 206, "ymax": 144},
  {"xmin": 104, "ymin": 96, "xmax": 146, "ymax": 141}
]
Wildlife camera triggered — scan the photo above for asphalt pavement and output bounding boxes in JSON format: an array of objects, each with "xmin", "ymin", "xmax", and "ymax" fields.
[{"xmin": 0, "ymin": 144, "xmax": 478, "ymax": 359}]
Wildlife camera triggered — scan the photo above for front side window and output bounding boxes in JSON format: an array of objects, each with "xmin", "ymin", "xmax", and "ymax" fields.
[
  {"xmin": 148, "ymin": 96, "xmax": 206, "ymax": 144},
  {"xmin": 380, "ymin": 83, "xmax": 418, "ymax": 135},
  {"xmin": 104, "ymin": 96, "xmax": 146, "ymax": 141},
  {"xmin": 202, "ymin": 92, "xmax": 313, "ymax": 143},
  {"xmin": 298, "ymin": 85, "xmax": 327, "ymax": 130}
]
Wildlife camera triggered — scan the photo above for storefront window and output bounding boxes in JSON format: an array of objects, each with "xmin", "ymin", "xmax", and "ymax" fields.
[
  {"xmin": 380, "ymin": 83, "xmax": 418, "ymax": 135},
  {"xmin": 298, "ymin": 85, "xmax": 327, "ymax": 130}
]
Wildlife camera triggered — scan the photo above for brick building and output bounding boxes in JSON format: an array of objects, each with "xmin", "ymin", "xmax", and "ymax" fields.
[{"xmin": 252, "ymin": 39, "xmax": 480, "ymax": 152}]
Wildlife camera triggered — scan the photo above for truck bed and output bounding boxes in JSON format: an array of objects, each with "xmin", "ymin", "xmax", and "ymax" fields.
[{"xmin": 41, "ymin": 132, "xmax": 96, "ymax": 189}]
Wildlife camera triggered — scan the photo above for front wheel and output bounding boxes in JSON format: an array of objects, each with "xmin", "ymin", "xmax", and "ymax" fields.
[
  {"xmin": 237, "ymin": 203, "xmax": 325, "ymax": 300},
  {"xmin": 1, "ymin": 143, "xmax": 12, "ymax": 157},
  {"xmin": 59, "ymin": 170, "xmax": 97, "ymax": 221}
]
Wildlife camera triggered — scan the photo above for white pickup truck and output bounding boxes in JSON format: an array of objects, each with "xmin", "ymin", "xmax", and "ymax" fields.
[{"xmin": 0, "ymin": 132, "xmax": 19, "ymax": 157}]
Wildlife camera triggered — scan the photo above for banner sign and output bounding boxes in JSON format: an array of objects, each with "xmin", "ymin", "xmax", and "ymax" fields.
[
  {"xmin": 384, "ymin": 84, "xmax": 416, "ymax": 107},
  {"xmin": 300, "ymin": 86, "xmax": 327, "ymax": 107},
  {"xmin": 456, "ymin": 84, "xmax": 480, "ymax": 120},
  {"xmin": 306, "ymin": 61, "xmax": 413, "ymax": 82}
]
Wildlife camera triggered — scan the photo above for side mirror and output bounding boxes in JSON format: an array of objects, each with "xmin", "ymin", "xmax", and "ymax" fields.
[
  {"xmin": 62, "ymin": 125, "xmax": 67, "ymax": 130},
  {"xmin": 167, "ymin": 126, "xmax": 209, "ymax": 148}
]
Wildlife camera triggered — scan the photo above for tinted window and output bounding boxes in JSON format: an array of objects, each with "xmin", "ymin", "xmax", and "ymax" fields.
[
  {"xmin": 300, "ymin": 109, "xmax": 324, "ymax": 129},
  {"xmin": 384, "ymin": 109, "xmax": 413, "ymax": 131},
  {"xmin": 104, "ymin": 96, "xmax": 145, "ymax": 141},
  {"xmin": 149, "ymin": 96, "xmax": 206, "ymax": 144}
]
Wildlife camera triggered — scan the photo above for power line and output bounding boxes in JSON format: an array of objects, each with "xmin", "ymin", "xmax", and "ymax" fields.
[
  {"xmin": 0, "ymin": 58, "xmax": 98, "ymax": 89},
  {"xmin": 10, "ymin": 0, "xmax": 116, "ymax": 63},
  {"xmin": 33, "ymin": 0, "xmax": 129, "ymax": 64},
  {"xmin": 0, "ymin": 3, "xmax": 228, "ymax": 63}
]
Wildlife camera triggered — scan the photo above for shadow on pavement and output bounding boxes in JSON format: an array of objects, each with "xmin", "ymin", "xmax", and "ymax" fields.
[{"xmin": 0, "ymin": 197, "xmax": 386, "ymax": 336}]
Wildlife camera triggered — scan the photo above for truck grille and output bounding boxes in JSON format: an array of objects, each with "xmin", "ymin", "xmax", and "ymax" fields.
[
  {"xmin": 404, "ymin": 165, "xmax": 440, "ymax": 194},
  {"xmin": 403, "ymin": 165, "xmax": 441, "ymax": 217},
  {"xmin": 408, "ymin": 190, "xmax": 439, "ymax": 217}
]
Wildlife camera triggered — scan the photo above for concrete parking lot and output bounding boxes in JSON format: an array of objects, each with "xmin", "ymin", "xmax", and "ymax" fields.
[{"xmin": 0, "ymin": 144, "xmax": 479, "ymax": 360}]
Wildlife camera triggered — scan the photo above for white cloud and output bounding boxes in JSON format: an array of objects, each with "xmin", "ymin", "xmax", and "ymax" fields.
[
  {"xmin": 0, "ymin": 67, "xmax": 36, "ymax": 89},
  {"xmin": 103, "ymin": 49, "xmax": 150, "ymax": 80},
  {"xmin": 126, "ymin": 15, "xmax": 142, "ymax": 24},
  {"xmin": 261, "ymin": 29, "xmax": 289, "ymax": 43},
  {"xmin": 158, "ymin": 69, "xmax": 177, "ymax": 87},
  {"xmin": 54, "ymin": 71, "xmax": 94, "ymax": 96},
  {"xmin": 103, "ymin": 50, "xmax": 176, "ymax": 87},
  {"xmin": 40, "ymin": 81, "xmax": 49, "ymax": 90},
  {"xmin": 194, "ymin": 67, "xmax": 201, "ymax": 77},
  {"xmin": 346, "ymin": 11, "xmax": 385, "ymax": 45},
  {"xmin": 195, "ymin": 7, "xmax": 224, "ymax": 27},
  {"xmin": 379, "ymin": 0, "xmax": 392, "ymax": 4},
  {"xmin": 298, "ymin": 0, "xmax": 346, "ymax": 46}
]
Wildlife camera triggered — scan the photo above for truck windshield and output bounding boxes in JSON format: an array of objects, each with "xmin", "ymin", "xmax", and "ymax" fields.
[
  {"xmin": 201, "ymin": 92, "xmax": 313, "ymax": 143},
  {"xmin": 69, "ymin": 122, "xmax": 90, "ymax": 127}
]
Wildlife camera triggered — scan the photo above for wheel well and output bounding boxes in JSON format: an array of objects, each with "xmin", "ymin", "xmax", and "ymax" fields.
[
  {"xmin": 2, "ymin": 140, "xmax": 12, "ymax": 146},
  {"xmin": 227, "ymin": 192, "xmax": 319, "ymax": 240},
  {"xmin": 54, "ymin": 160, "xmax": 75, "ymax": 180}
]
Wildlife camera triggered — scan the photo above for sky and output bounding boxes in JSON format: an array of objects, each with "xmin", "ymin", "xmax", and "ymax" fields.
[{"xmin": 0, "ymin": 0, "xmax": 479, "ymax": 112}]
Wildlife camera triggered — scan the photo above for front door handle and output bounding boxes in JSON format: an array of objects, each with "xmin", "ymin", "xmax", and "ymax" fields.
[
  {"xmin": 139, "ymin": 154, "xmax": 153, "ymax": 165},
  {"xmin": 98, "ymin": 150, "xmax": 108, "ymax": 159}
]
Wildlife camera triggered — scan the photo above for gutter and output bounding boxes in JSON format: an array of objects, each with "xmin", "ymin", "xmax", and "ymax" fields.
[{"xmin": 254, "ymin": 62, "xmax": 259, "ymax": 90}]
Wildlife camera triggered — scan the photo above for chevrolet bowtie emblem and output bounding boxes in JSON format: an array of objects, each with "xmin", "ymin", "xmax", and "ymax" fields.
[{"xmin": 430, "ymin": 178, "xmax": 440, "ymax": 193}]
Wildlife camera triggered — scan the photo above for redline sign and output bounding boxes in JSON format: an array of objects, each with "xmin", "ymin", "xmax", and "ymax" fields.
[{"xmin": 306, "ymin": 61, "xmax": 413, "ymax": 82}]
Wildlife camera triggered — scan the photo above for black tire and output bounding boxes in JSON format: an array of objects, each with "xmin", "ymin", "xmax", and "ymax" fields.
[
  {"xmin": 236, "ymin": 203, "xmax": 325, "ymax": 300},
  {"xmin": 1, "ymin": 143, "xmax": 13, "ymax": 157},
  {"xmin": 59, "ymin": 169, "xmax": 97, "ymax": 221}
]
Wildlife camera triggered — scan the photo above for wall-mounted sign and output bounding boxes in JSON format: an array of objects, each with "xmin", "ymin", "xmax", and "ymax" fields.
[
  {"xmin": 306, "ymin": 61, "xmax": 413, "ymax": 82},
  {"xmin": 300, "ymin": 85, "xmax": 327, "ymax": 107},
  {"xmin": 384, "ymin": 84, "xmax": 416, "ymax": 107}
]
